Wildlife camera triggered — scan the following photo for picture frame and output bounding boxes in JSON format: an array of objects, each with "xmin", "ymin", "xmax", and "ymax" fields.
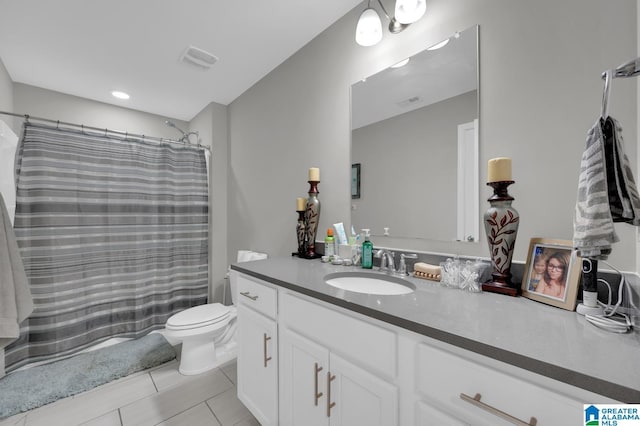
[
  {"xmin": 521, "ymin": 238, "xmax": 581, "ymax": 310},
  {"xmin": 351, "ymin": 163, "xmax": 361, "ymax": 199}
]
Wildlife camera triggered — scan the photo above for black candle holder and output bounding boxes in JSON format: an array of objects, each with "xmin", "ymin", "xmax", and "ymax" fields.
[
  {"xmin": 295, "ymin": 210, "xmax": 306, "ymax": 257},
  {"xmin": 304, "ymin": 180, "xmax": 321, "ymax": 258}
]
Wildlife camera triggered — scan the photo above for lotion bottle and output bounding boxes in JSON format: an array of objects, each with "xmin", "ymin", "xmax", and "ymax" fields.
[
  {"xmin": 324, "ymin": 228, "xmax": 335, "ymax": 258},
  {"xmin": 361, "ymin": 229, "xmax": 373, "ymax": 269}
]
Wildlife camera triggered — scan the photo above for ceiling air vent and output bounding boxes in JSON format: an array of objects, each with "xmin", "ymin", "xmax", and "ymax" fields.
[
  {"xmin": 180, "ymin": 46, "xmax": 218, "ymax": 70},
  {"xmin": 396, "ymin": 96, "xmax": 421, "ymax": 108}
]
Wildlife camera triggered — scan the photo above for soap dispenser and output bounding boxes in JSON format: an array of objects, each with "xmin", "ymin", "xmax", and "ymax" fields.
[{"xmin": 361, "ymin": 229, "xmax": 373, "ymax": 269}]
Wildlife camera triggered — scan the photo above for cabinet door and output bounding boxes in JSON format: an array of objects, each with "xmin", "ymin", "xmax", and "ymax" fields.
[
  {"xmin": 237, "ymin": 304, "xmax": 278, "ymax": 426},
  {"xmin": 279, "ymin": 327, "xmax": 330, "ymax": 426},
  {"xmin": 328, "ymin": 353, "xmax": 398, "ymax": 426}
]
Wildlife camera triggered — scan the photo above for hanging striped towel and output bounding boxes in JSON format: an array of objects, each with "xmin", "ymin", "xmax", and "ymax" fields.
[
  {"xmin": 573, "ymin": 117, "xmax": 640, "ymax": 259},
  {"xmin": 603, "ymin": 117, "xmax": 640, "ymax": 223}
]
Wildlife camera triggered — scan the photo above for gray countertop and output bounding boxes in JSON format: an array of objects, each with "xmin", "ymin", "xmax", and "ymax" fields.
[{"xmin": 230, "ymin": 256, "xmax": 640, "ymax": 402}]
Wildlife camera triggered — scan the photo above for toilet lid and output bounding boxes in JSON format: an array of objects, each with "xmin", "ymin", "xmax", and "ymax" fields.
[{"xmin": 167, "ymin": 304, "xmax": 231, "ymax": 330}]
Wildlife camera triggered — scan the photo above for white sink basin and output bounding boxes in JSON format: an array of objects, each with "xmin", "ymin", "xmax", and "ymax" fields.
[{"xmin": 324, "ymin": 272, "xmax": 415, "ymax": 295}]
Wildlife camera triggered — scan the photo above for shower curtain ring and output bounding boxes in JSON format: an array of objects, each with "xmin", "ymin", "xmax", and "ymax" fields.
[
  {"xmin": 104, "ymin": 128, "xmax": 108, "ymax": 137},
  {"xmin": 56, "ymin": 120, "xmax": 59, "ymax": 129}
]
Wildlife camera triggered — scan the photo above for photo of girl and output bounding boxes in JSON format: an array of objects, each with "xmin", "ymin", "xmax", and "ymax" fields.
[
  {"xmin": 534, "ymin": 251, "xmax": 570, "ymax": 300},
  {"xmin": 521, "ymin": 238, "xmax": 581, "ymax": 311},
  {"xmin": 527, "ymin": 251, "xmax": 547, "ymax": 291}
]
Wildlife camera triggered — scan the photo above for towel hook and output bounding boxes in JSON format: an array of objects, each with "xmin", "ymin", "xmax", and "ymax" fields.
[{"xmin": 601, "ymin": 69, "xmax": 612, "ymax": 119}]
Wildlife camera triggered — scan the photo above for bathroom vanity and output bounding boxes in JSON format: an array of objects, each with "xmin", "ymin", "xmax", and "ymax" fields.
[{"xmin": 231, "ymin": 257, "xmax": 639, "ymax": 426}]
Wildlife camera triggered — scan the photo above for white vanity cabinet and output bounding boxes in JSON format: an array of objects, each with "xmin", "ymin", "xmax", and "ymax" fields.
[
  {"xmin": 233, "ymin": 268, "xmax": 619, "ymax": 426},
  {"xmin": 411, "ymin": 337, "xmax": 617, "ymax": 426},
  {"xmin": 278, "ymin": 291, "xmax": 398, "ymax": 426},
  {"xmin": 234, "ymin": 272, "xmax": 278, "ymax": 426}
]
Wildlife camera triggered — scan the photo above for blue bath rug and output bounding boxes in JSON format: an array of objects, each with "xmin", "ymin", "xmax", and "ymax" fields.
[{"xmin": 0, "ymin": 333, "xmax": 176, "ymax": 419}]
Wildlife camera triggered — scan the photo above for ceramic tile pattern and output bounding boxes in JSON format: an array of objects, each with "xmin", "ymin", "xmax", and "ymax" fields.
[{"xmin": 0, "ymin": 360, "xmax": 259, "ymax": 426}]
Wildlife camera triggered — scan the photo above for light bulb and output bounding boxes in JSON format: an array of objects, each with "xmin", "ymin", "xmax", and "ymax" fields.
[
  {"xmin": 355, "ymin": 7, "xmax": 383, "ymax": 47},
  {"xmin": 394, "ymin": 0, "xmax": 426, "ymax": 24}
]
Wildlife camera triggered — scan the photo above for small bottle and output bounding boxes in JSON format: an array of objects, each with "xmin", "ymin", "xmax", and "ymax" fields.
[
  {"xmin": 361, "ymin": 229, "xmax": 373, "ymax": 269},
  {"xmin": 324, "ymin": 228, "xmax": 335, "ymax": 258}
]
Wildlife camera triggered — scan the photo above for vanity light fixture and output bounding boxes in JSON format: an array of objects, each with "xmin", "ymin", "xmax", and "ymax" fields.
[
  {"xmin": 394, "ymin": 0, "xmax": 426, "ymax": 24},
  {"xmin": 355, "ymin": 1, "xmax": 383, "ymax": 47},
  {"xmin": 355, "ymin": 0, "xmax": 425, "ymax": 47},
  {"xmin": 111, "ymin": 90, "xmax": 130, "ymax": 100}
]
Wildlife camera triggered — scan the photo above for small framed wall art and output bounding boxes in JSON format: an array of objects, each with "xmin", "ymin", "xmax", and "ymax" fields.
[
  {"xmin": 351, "ymin": 163, "xmax": 361, "ymax": 199},
  {"xmin": 521, "ymin": 238, "xmax": 581, "ymax": 310}
]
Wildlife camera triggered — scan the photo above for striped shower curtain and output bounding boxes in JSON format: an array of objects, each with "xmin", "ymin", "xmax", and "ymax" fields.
[{"xmin": 5, "ymin": 123, "xmax": 209, "ymax": 371}]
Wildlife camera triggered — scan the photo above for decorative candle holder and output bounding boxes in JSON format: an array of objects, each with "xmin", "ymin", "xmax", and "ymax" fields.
[
  {"xmin": 304, "ymin": 180, "xmax": 321, "ymax": 258},
  {"xmin": 483, "ymin": 180, "xmax": 520, "ymax": 296},
  {"xmin": 296, "ymin": 210, "xmax": 306, "ymax": 256}
]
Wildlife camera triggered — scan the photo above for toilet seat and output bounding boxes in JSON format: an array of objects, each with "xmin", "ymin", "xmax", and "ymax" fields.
[{"xmin": 166, "ymin": 304, "xmax": 231, "ymax": 331}]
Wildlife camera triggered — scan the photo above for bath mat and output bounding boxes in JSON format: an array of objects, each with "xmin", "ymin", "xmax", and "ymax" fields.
[{"xmin": 0, "ymin": 333, "xmax": 176, "ymax": 419}]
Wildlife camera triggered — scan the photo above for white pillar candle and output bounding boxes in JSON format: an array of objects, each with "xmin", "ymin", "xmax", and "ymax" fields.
[
  {"xmin": 308, "ymin": 167, "xmax": 320, "ymax": 181},
  {"xmin": 296, "ymin": 197, "xmax": 306, "ymax": 211},
  {"xmin": 487, "ymin": 157, "xmax": 512, "ymax": 182}
]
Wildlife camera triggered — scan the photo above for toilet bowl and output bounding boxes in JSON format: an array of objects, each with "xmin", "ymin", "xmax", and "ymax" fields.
[
  {"xmin": 165, "ymin": 250, "xmax": 265, "ymax": 376},
  {"xmin": 166, "ymin": 303, "xmax": 238, "ymax": 375}
]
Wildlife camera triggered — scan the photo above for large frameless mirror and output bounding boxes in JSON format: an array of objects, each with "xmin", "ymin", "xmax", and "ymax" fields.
[{"xmin": 350, "ymin": 25, "xmax": 479, "ymax": 242}]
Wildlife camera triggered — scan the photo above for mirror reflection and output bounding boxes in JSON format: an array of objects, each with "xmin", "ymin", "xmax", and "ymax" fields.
[{"xmin": 350, "ymin": 25, "xmax": 479, "ymax": 242}]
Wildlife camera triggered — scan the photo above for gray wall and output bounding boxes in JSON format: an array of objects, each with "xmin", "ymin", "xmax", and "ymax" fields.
[
  {"xmin": 228, "ymin": 0, "xmax": 638, "ymax": 271},
  {"xmin": 0, "ymin": 58, "xmax": 14, "ymax": 129},
  {"xmin": 352, "ymin": 91, "xmax": 477, "ymax": 241},
  {"xmin": 13, "ymin": 84, "xmax": 188, "ymax": 140},
  {"xmin": 190, "ymin": 102, "xmax": 230, "ymax": 303}
]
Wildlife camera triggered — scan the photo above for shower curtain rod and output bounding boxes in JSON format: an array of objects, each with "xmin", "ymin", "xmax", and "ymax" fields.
[{"xmin": 0, "ymin": 110, "xmax": 211, "ymax": 153}]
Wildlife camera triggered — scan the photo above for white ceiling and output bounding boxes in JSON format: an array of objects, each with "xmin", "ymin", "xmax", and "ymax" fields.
[{"xmin": 0, "ymin": 0, "xmax": 362, "ymax": 121}]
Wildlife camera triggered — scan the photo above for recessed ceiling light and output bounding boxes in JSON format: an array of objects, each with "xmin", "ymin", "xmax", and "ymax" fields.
[
  {"xmin": 427, "ymin": 39, "xmax": 449, "ymax": 51},
  {"xmin": 390, "ymin": 58, "xmax": 410, "ymax": 68},
  {"xmin": 111, "ymin": 91, "xmax": 130, "ymax": 100}
]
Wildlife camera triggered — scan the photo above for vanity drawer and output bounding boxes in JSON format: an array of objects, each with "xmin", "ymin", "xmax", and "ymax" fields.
[
  {"xmin": 416, "ymin": 342, "xmax": 599, "ymax": 426},
  {"xmin": 280, "ymin": 291, "xmax": 397, "ymax": 379},
  {"xmin": 235, "ymin": 273, "xmax": 277, "ymax": 320}
]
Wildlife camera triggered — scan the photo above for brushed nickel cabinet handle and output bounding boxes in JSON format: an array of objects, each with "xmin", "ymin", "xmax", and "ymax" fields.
[
  {"xmin": 326, "ymin": 372, "xmax": 336, "ymax": 417},
  {"xmin": 240, "ymin": 291, "xmax": 258, "ymax": 301},
  {"xmin": 314, "ymin": 363, "xmax": 324, "ymax": 406},
  {"xmin": 460, "ymin": 393, "xmax": 537, "ymax": 426},
  {"xmin": 263, "ymin": 333, "xmax": 272, "ymax": 367}
]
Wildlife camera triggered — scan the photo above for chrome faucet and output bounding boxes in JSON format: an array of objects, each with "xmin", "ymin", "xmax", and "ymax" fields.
[
  {"xmin": 398, "ymin": 253, "xmax": 418, "ymax": 276},
  {"xmin": 375, "ymin": 249, "xmax": 395, "ymax": 273},
  {"xmin": 375, "ymin": 250, "xmax": 418, "ymax": 275}
]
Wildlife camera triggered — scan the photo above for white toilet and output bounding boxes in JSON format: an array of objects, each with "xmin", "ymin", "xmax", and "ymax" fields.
[
  {"xmin": 165, "ymin": 280, "xmax": 238, "ymax": 376},
  {"xmin": 164, "ymin": 250, "xmax": 266, "ymax": 375}
]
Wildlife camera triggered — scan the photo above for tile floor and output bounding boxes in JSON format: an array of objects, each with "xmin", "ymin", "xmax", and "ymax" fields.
[{"xmin": 0, "ymin": 359, "xmax": 259, "ymax": 426}]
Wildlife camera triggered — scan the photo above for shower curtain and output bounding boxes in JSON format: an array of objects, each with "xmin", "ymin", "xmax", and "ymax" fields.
[{"xmin": 5, "ymin": 123, "xmax": 209, "ymax": 371}]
